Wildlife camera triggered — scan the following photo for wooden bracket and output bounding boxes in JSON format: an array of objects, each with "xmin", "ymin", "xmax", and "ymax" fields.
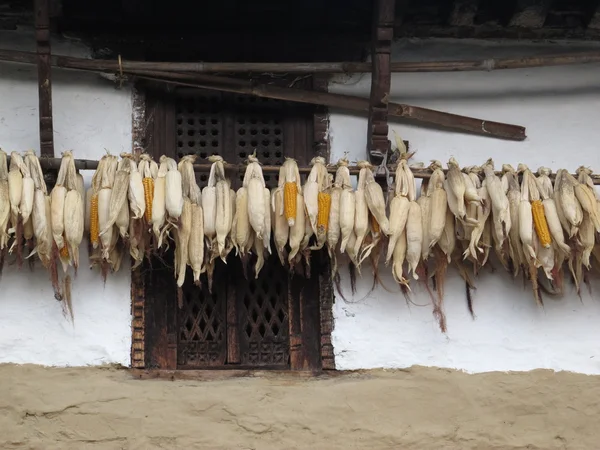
[
  {"xmin": 34, "ymin": 0, "xmax": 55, "ymax": 157},
  {"xmin": 367, "ymin": 0, "xmax": 395, "ymax": 166}
]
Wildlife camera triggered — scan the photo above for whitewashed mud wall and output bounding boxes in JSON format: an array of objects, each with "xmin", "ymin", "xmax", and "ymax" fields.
[
  {"xmin": 0, "ymin": 30, "xmax": 133, "ymax": 366},
  {"xmin": 329, "ymin": 39, "xmax": 600, "ymax": 374}
]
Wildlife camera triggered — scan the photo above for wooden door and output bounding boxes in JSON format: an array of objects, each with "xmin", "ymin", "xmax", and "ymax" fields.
[{"xmin": 140, "ymin": 80, "xmax": 332, "ymax": 371}]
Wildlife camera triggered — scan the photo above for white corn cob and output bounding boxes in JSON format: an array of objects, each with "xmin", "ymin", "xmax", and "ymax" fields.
[
  {"xmin": 385, "ymin": 196, "xmax": 410, "ymax": 264},
  {"xmin": 128, "ymin": 159, "xmax": 146, "ymax": 220},
  {"xmin": 164, "ymin": 157, "xmax": 183, "ymax": 219},
  {"xmin": 262, "ymin": 187, "xmax": 271, "ymax": 254},
  {"xmin": 215, "ymin": 179, "xmax": 231, "ymax": 258},
  {"xmin": 483, "ymin": 159, "xmax": 511, "ymax": 242},
  {"xmin": 504, "ymin": 166, "xmax": 525, "ymax": 274},
  {"xmin": 189, "ymin": 203, "xmax": 204, "ymax": 284},
  {"xmin": 405, "ymin": 201, "xmax": 422, "ymax": 279},
  {"xmin": 0, "ymin": 151, "xmax": 10, "ymax": 249},
  {"xmin": 235, "ymin": 187, "xmax": 251, "ymax": 255},
  {"xmin": 272, "ymin": 187, "xmax": 288, "ymax": 265},
  {"xmin": 288, "ymin": 191, "xmax": 305, "ymax": 263},
  {"xmin": 353, "ymin": 162, "xmax": 370, "ymax": 257},
  {"xmin": 176, "ymin": 198, "xmax": 192, "ymax": 287},
  {"xmin": 152, "ymin": 160, "xmax": 167, "ymax": 240},
  {"xmin": 575, "ymin": 166, "xmax": 600, "ymax": 233},
  {"xmin": 116, "ymin": 198, "xmax": 129, "ymax": 238},
  {"xmin": 438, "ymin": 208, "xmax": 455, "ymax": 263},
  {"xmin": 339, "ymin": 189, "xmax": 355, "ymax": 253},
  {"xmin": 518, "ymin": 166, "xmax": 536, "ymax": 261},
  {"xmin": 555, "ymin": 169, "xmax": 582, "ymax": 234},
  {"xmin": 20, "ymin": 162, "xmax": 34, "ymax": 225},
  {"xmin": 580, "ymin": 211, "xmax": 595, "ymax": 269},
  {"xmin": 417, "ymin": 187, "xmax": 431, "ymax": 263},
  {"xmin": 462, "ymin": 171, "xmax": 481, "ymax": 205},
  {"xmin": 254, "ymin": 235, "xmax": 265, "ymax": 278},
  {"xmin": 102, "ymin": 156, "xmax": 131, "ymax": 234},
  {"xmin": 64, "ymin": 189, "xmax": 84, "ymax": 270},
  {"xmin": 446, "ymin": 157, "xmax": 466, "ymax": 219},
  {"xmin": 8, "ymin": 152, "xmax": 23, "ymax": 219},
  {"xmin": 327, "ymin": 162, "xmax": 347, "ymax": 253},
  {"xmin": 202, "ymin": 185, "xmax": 217, "ymax": 240},
  {"xmin": 362, "ymin": 162, "xmax": 390, "ymax": 235},
  {"xmin": 464, "ymin": 179, "xmax": 491, "ymax": 261},
  {"xmin": 98, "ymin": 188, "xmax": 113, "ymax": 258},
  {"xmin": 427, "ymin": 161, "xmax": 447, "ymax": 248},
  {"xmin": 392, "ymin": 231, "xmax": 408, "ymax": 286},
  {"xmin": 50, "ymin": 185, "xmax": 67, "ymax": 249}
]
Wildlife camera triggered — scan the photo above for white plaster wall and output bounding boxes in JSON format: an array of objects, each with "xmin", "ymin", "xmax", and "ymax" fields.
[
  {"xmin": 0, "ymin": 30, "xmax": 133, "ymax": 366},
  {"xmin": 329, "ymin": 39, "xmax": 600, "ymax": 374}
]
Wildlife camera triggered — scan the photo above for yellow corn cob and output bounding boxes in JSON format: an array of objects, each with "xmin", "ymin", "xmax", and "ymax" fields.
[
  {"xmin": 90, "ymin": 193, "xmax": 99, "ymax": 247},
  {"xmin": 317, "ymin": 191, "xmax": 331, "ymax": 234},
  {"xmin": 60, "ymin": 243, "xmax": 69, "ymax": 258},
  {"xmin": 142, "ymin": 177, "xmax": 154, "ymax": 222},
  {"xmin": 531, "ymin": 200, "xmax": 551, "ymax": 248},
  {"xmin": 284, "ymin": 182, "xmax": 298, "ymax": 226}
]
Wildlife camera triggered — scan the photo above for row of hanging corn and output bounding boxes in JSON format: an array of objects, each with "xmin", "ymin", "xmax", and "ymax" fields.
[{"xmin": 1, "ymin": 149, "xmax": 599, "ymax": 329}]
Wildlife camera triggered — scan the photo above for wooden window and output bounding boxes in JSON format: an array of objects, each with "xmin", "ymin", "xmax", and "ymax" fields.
[{"xmin": 135, "ymin": 77, "xmax": 334, "ymax": 371}]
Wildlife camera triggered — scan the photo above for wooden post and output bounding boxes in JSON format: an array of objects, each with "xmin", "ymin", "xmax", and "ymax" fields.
[
  {"xmin": 366, "ymin": 0, "xmax": 395, "ymax": 166},
  {"xmin": 34, "ymin": 0, "xmax": 55, "ymax": 157}
]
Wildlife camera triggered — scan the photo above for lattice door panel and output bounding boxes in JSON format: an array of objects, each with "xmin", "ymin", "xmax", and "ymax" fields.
[
  {"xmin": 232, "ymin": 95, "xmax": 285, "ymax": 189},
  {"xmin": 237, "ymin": 254, "xmax": 290, "ymax": 367},
  {"xmin": 177, "ymin": 267, "xmax": 227, "ymax": 367}
]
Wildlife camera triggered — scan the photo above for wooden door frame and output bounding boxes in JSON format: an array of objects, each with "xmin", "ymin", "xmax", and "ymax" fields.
[{"xmin": 130, "ymin": 75, "xmax": 335, "ymax": 371}]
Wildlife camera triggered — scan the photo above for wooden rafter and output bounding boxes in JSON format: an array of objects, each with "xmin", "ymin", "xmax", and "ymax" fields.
[
  {"xmin": 34, "ymin": 0, "xmax": 54, "ymax": 157},
  {"xmin": 367, "ymin": 0, "xmax": 395, "ymax": 166}
]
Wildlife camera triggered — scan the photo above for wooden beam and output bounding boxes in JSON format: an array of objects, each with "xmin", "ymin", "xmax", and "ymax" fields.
[
  {"xmin": 449, "ymin": 0, "xmax": 479, "ymax": 27},
  {"xmin": 367, "ymin": 0, "xmax": 395, "ymax": 166},
  {"xmin": 509, "ymin": 0, "xmax": 552, "ymax": 28},
  {"xmin": 34, "ymin": 0, "xmax": 55, "ymax": 157}
]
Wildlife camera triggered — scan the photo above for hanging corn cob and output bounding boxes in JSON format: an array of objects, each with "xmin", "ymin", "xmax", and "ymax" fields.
[
  {"xmin": 326, "ymin": 159, "xmax": 350, "ymax": 274},
  {"xmin": 24, "ymin": 151, "xmax": 51, "ymax": 268},
  {"xmin": 164, "ymin": 156, "xmax": 183, "ymax": 221},
  {"xmin": 353, "ymin": 161, "xmax": 370, "ymax": 263},
  {"xmin": 575, "ymin": 166, "xmax": 600, "ymax": 233},
  {"xmin": 271, "ymin": 183, "xmax": 288, "ymax": 266},
  {"xmin": 100, "ymin": 154, "xmax": 131, "ymax": 236},
  {"xmin": 482, "ymin": 159, "xmax": 511, "ymax": 265},
  {"xmin": 427, "ymin": 160, "xmax": 447, "ymax": 250},
  {"xmin": 303, "ymin": 156, "xmax": 328, "ymax": 237},
  {"xmin": 555, "ymin": 169, "xmax": 583, "ymax": 238},
  {"xmin": 152, "ymin": 158, "xmax": 168, "ymax": 245},
  {"xmin": 0, "ymin": 150, "xmax": 9, "ymax": 254}
]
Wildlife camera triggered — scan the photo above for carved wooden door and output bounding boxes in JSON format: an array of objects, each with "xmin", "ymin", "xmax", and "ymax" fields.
[{"xmin": 141, "ymin": 82, "xmax": 332, "ymax": 371}]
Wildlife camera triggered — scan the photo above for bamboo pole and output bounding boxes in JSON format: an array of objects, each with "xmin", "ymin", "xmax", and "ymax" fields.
[
  {"xmin": 0, "ymin": 48, "xmax": 527, "ymax": 140},
  {"xmin": 23, "ymin": 156, "xmax": 600, "ymax": 184},
  {"xmin": 134, "ymin": 74, "xmax": 526, "ymax": 140},
  {"xmin": 1, "ymin": 48, "xmax": 599, "ymax": 73}
]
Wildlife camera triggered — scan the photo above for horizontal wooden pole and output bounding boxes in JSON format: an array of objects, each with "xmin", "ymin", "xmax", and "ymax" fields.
[
  {"xmin": 1, "ymin": 48, "xmax": 600, "ymax": 73},
  {"xmin": 134, "ymin": 74, "xmax": 527, "ymax": 141},
  {"xmin": 0, "ymin": 49, "xmax": 527, "ymax": 141},
  {"xmin": 21, "ymin": 156, "xmax": 600, "ymax": 185}
]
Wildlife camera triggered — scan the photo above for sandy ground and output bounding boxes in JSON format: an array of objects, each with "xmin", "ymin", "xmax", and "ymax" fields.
[{"xmin": 1, "ymin": 364, "xmax": 598, "ymax": 449}]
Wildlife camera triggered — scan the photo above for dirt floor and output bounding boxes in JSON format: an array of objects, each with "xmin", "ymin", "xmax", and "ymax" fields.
[{"xmin": 0, "ymin": 364, "xmax": 598, "ymax": 449}]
